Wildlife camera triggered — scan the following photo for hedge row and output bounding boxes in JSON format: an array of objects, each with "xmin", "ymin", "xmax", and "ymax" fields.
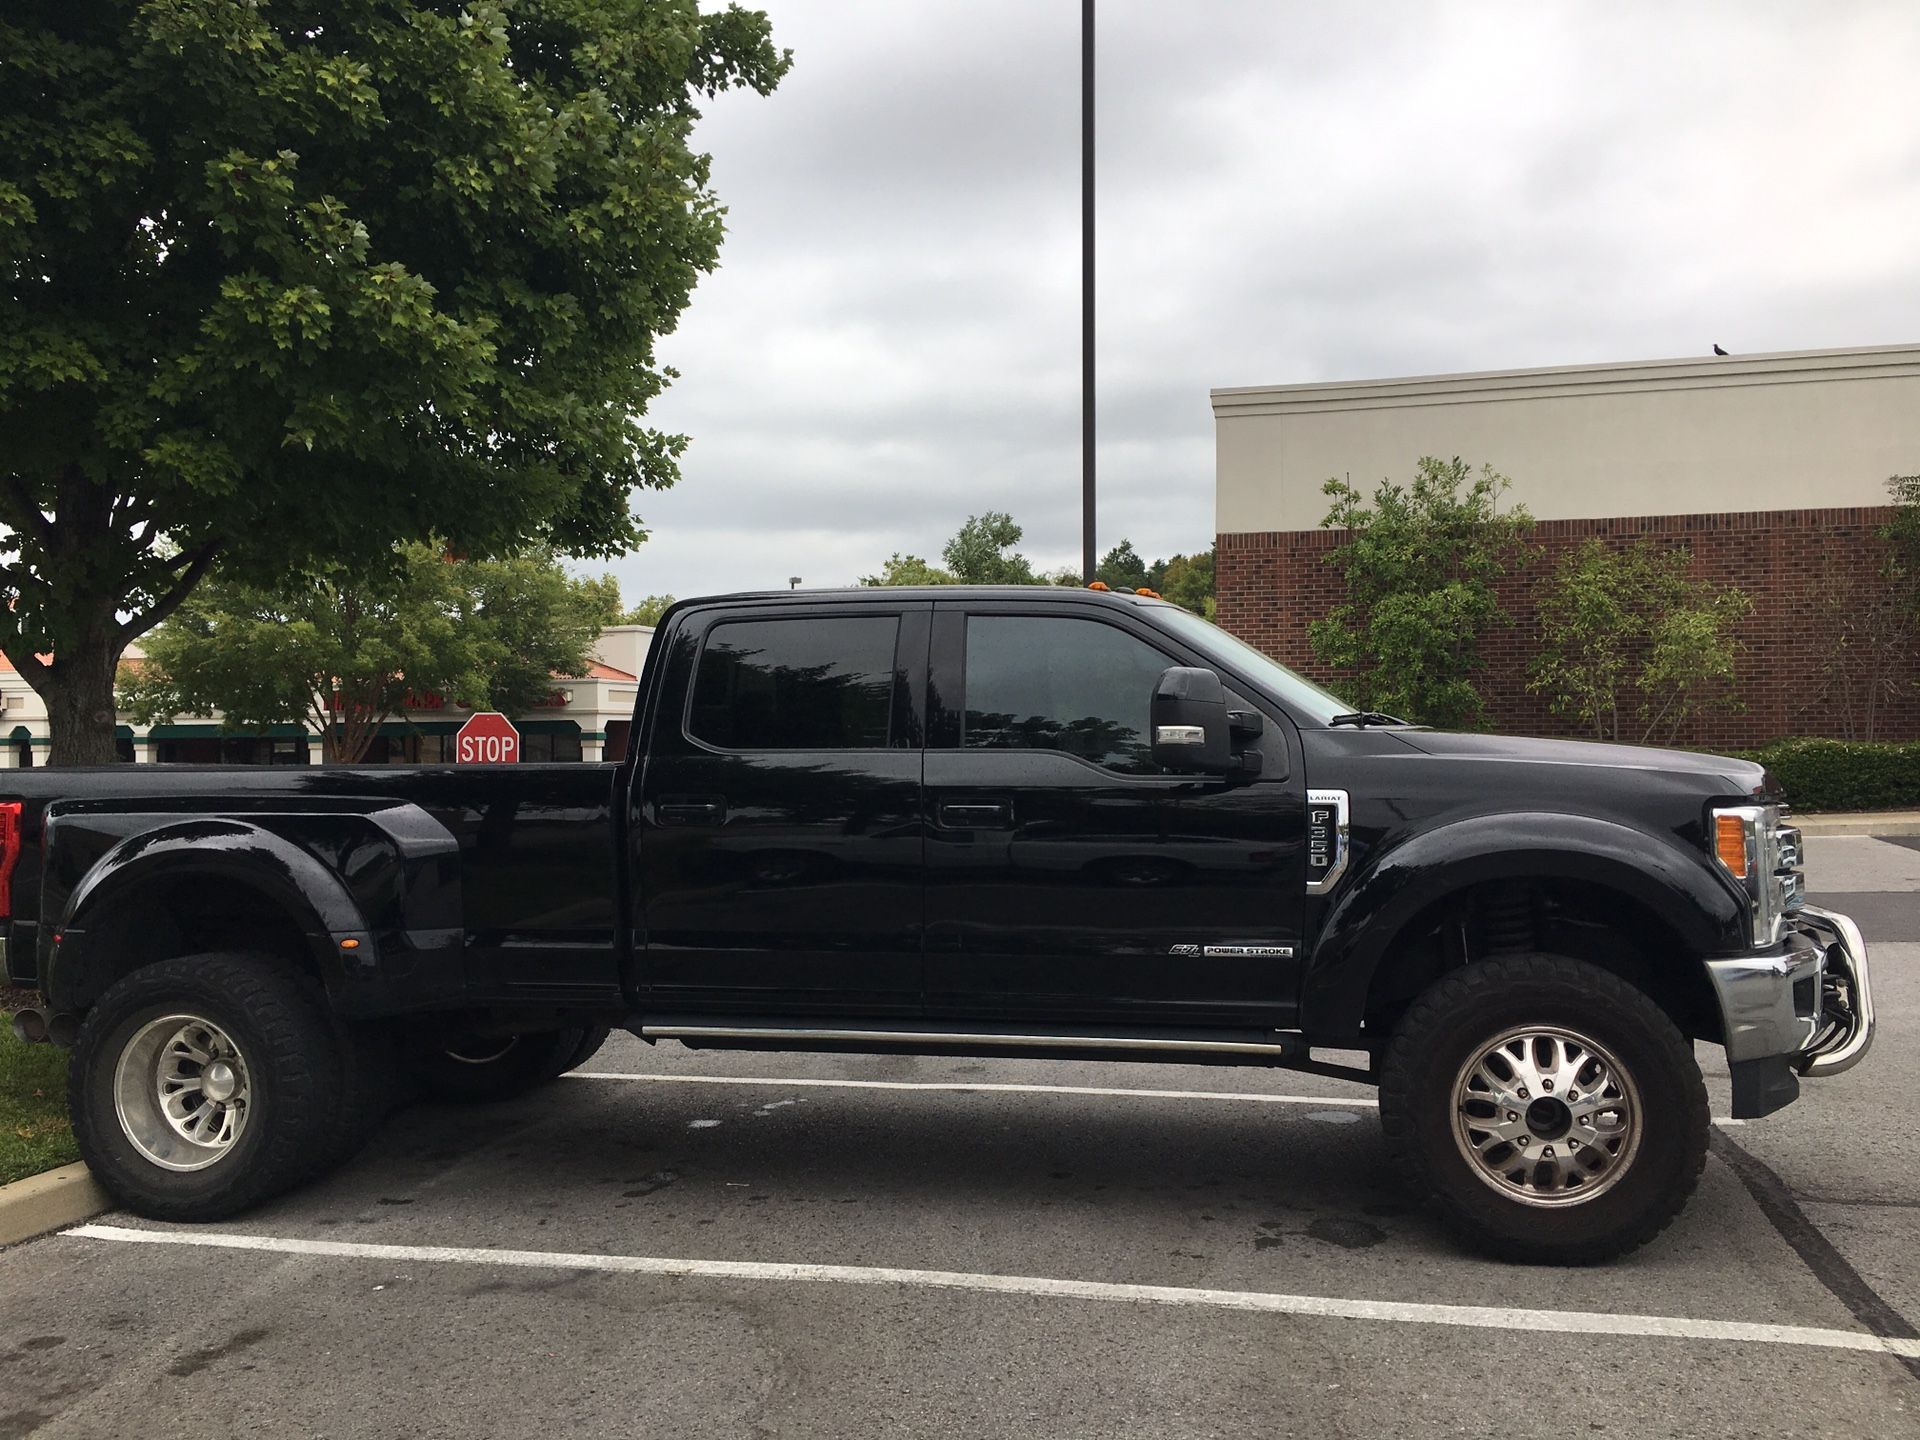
[{"xmin": 1727, "ymin": 738, "xmax": 1920, "ymax": 813}]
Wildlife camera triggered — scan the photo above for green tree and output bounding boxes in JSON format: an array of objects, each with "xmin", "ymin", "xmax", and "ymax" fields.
[
  {"xmin": 577, "ymin": 573, "xmax": 674, "ymax": 626},
  {"xmin": 1529, "ymin": 541, "xmax": 1749, "ymax": 744},
  {"xmin": 1095, "ymin": 540, "xmax": 1148, "ymax": 593},
  {"xmin": 121, "ymin": 544, "xmax": 606, "ymax": 762},
  {"xmin": 577, "ymin": 574, "xmax": 628, "ymax": 628},
  {"xmin": 942, "ymin": 512, "xmax": 1040, "ymax": 584},
  {"xmin": 461, "ymin": 548, "xmax": 609, "ymax": 716},
  {"xmin": 1, "ymin": 1, "xmax": 789, "ymax": 762},
  {"xmin": 859, "ymin": 554, "xmax": 957, "ymax": 587},
  {"xmin": 1151, "ymin": 546, "xmax": 1215, "ymax": 617},
  {"xmin": 1799, "ymin": 471, "xmax": 1920, "ymax": 741},
  {"xmin": 618, "ymin": 593, "xmax": 679, "ymax": 626},
  {"xmin": 1307, "ymin": 457, "xmax": 1534, "ymax": 728}
]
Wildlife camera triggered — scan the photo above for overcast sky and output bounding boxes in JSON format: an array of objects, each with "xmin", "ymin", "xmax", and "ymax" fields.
[{"xmin": 595, "ymin": 0, "xmax": 1920, "ymax": 602}]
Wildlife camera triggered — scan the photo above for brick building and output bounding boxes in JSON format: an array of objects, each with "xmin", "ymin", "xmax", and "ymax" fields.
[{"xmin": 1212, "ymin": 345, "xmax": 1920, "ymax": 746}]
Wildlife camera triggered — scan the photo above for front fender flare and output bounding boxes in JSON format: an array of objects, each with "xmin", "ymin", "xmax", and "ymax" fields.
[{"xmin": 1302, "ymin": 811, "xmax": 1748, "ymax": 1038}]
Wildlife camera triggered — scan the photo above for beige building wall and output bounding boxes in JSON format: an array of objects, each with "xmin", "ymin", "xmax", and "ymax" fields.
[{"xmin": 1213, "ymin": 344, "xmax": 1920, "ymax": 533}]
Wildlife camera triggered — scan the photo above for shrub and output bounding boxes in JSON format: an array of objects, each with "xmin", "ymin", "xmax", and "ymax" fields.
[
  {"xmin": 1531, "ymin": 541, "xmax": 1749, "ymax": 745},
  {"xmin": 1727, "ymin": 738, "xmax": 1920, "ymax": 813},
  {"xmin": 1308, "ymin": 457, "xmax": 1534, "ymax": 729}
]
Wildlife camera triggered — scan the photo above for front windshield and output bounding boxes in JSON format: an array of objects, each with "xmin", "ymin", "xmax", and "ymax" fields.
[{"xmin": 1145, "ymin": 603, "xmax": 1354, "ymax": 725}]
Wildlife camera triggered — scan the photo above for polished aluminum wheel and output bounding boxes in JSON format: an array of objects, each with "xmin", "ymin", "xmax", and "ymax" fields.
[
  {"xmin": 1451, "ymin": 1025, "xmax": 1641, "ymax": 1207},
  {"xmin": 444, "ymin": 1034, "xmax": 519, "ymax": 1065},
  {"xmin": 114, "ymin": 1014, "xmax": 253, "ymax": 1172}
]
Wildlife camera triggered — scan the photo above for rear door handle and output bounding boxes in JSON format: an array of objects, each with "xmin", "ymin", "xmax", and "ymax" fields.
[
  {"xmin": 657, "ymin": 797, "xmax": 726, "ymax": 826},
  {"xmin": 939, "ymin": 800, "xmax": 1014, "ymax": 829}
]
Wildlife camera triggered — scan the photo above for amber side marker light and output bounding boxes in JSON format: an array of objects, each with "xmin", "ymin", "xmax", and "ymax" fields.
[
  {"xmin": 339, "ymin": 938, "xmax": 361, "ymax": 950},
  {"xmin": 1714, "ymin": 814, "xmax": 1750, "ymax": 878}
]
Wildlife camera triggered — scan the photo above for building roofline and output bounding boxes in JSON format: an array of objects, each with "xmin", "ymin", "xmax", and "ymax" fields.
[{"xmin": 1210, "ymin": 342, "xmax": 1920, "ymax": 418}]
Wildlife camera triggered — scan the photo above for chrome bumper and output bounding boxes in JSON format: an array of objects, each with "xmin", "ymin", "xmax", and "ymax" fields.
[
  {"xmin": 1705, "ymin": 903, "xmax": 1874, "ymax": 1080},
  {"xmin": 1795, "ymin": 904, "xmax": 1875, "ymax": 1077}
]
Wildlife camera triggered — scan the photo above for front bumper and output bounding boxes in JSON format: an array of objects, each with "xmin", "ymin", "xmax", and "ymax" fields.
[{"xmin": 1705, "ymin": 903, "xmax": 1874, "ymax": 1118}]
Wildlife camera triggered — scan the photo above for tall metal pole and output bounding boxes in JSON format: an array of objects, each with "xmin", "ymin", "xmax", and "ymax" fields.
[{"xmin": 1080, "ymin": 0, "xmax": 1096, "ymax": 583}]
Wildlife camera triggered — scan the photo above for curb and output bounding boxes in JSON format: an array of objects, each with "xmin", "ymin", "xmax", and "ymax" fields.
[
  {"xmin": 1797, "ymin": 814, "xmax": 1920, "ymax": 838},
  {"xmin": 0, "ymin": 1162, "xmax": 111, "ymax": 1248}
]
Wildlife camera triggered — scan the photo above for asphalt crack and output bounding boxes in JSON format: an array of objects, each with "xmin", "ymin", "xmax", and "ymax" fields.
[{"xmin": 1709, "ymin": 1128, "xmax": 1920, "ymax": 1382}]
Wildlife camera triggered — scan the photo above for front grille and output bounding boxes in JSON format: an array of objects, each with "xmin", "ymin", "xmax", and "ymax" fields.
[{"xmin": 1774, "ymin": 816, "xmax": 1805, "ymax": 917}]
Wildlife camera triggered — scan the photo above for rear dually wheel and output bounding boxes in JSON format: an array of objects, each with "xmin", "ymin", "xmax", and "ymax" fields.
[{"xmin": 71, "ymin": 953, "xmax": 344, "ymax": 1221}]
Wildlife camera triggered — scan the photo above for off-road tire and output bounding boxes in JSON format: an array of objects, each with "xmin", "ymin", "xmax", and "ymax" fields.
[
  {"xmin": 1379, "ymin": 955, "xmax": 1709, "ymax": 1265},
  {"xmin": 70, "ymin": 952, "xmax": 343, "ymax": 1222},
  {"xmin": 555, "ymin": 1025, "xmax": 612, "ymax": 1076},
  {"xmin": 404, "ymin": 1024, "xmax": 599, "ymax": 1103},
  {"xmin": 305, "ymin": 1017, "xmax": 398, "ymax": 1176}
]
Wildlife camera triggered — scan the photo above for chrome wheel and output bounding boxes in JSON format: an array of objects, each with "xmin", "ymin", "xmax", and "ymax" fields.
[
  {"xmin": 1451, "ymin": 1025, "xmax": 1641, "ymax": 1207},
  {"xmin": 444, "ymin": 1034, "xmax": 519, "ymax": 1065},
  {"xmin": 113, "ymin": 1014, "xmax": 253, "ymax": 1172}
]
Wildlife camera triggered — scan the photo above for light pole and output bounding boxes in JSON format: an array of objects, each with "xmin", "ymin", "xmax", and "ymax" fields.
[{"xmin": 1080, "ymin": 0, "xmax": 1096, "ymax": 583}]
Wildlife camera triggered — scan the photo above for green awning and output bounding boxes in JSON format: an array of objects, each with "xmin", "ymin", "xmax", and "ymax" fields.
[{"xmin": 148, "ymin": 723, "xmax": 311, "ymax": 739}]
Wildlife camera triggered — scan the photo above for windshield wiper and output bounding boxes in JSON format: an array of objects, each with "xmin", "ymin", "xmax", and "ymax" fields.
[{"xmin": 1327, "ymin": 711, "xmax": 1408, "ymax": 728}]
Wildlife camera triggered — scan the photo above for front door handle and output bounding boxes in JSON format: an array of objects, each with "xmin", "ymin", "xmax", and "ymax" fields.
[
  {"xmin": 657, "ymin": 796, "xmax": 726, "ymax": 826},
  {"xmin": 940, "ymin": 800, "xmax": 1014, "ymax": 829}
]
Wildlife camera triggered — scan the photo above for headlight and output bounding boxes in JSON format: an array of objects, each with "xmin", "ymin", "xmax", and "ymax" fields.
[{"xmin": 1710, "ymin": 803, "xmax": 1804, "ymax": 946}]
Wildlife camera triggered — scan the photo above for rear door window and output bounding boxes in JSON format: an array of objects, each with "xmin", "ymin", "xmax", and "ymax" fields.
[{"xmin": 689, "ymin": 615, "xmax": 900, "ymax": 751}]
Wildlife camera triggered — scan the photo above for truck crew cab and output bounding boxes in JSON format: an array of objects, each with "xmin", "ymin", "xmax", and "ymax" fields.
[{"xmin": 4, "ymin": 586, "xmax": 1873, "ymax": 1263}]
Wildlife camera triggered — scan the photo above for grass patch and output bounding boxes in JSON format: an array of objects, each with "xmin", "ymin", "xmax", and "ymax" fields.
[{"xmin": 0, "ymin": 1010, "xmax": 77, "ymax": 1185}]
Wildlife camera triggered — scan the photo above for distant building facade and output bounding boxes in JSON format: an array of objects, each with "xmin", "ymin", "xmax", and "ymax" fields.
[
  {"xmin": 0, "ymin": 625, "xmax": 653, "ymax": 767},
  {"xmin": 1212, "ymin": 345, "xmax": 1920, "ymax": 746}
]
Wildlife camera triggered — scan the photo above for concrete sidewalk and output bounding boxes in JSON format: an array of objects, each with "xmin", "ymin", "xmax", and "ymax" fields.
[{"xmin": 1795, "ymin": 810, "xmax": 1920, "ymax": 837}]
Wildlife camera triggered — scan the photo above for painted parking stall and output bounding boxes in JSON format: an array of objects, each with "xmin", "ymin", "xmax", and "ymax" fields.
[{"xmin": 4, "ymin": 833, "xmax": 1917, "ymax": 1437}]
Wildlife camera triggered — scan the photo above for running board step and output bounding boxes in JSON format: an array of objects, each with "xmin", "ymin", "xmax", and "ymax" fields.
[{"xmin": 635, "ymin": 1018, "xmax": 1308, "ymax": 1066}]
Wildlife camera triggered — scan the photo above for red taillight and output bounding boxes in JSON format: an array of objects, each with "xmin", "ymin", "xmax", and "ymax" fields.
[{"xmin": 0, "ymin": 801, "xmax": 22, "ymax": 920}]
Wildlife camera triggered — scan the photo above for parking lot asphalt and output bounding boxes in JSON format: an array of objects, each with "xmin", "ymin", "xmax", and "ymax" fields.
[{"xmin": 4, "ymin": 837, "xmax": 1917, "ymax": 1438}]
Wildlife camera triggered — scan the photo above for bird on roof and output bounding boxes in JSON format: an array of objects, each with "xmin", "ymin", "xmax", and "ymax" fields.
[{"xmin": 1713, "ymin": 344, "xmax": 1730, "ymax": 356}]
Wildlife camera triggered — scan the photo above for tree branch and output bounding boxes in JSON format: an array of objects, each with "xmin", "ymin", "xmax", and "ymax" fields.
[
  {"xmin": 117, "ymin": 540, "xmax": 222, "ymax": 648},
  {"xmin": 2, "ymin": 477, "xmax": 57, "ymax": 550}
]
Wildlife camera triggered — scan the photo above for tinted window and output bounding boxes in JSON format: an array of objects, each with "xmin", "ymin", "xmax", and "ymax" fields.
[
  {"xmin": 963, "ymin": 615, "xmax": 1169, "ymax": 774},
  {"xmin": 690, "ymin": 616, "xmax": 898, "ymax": 750}
]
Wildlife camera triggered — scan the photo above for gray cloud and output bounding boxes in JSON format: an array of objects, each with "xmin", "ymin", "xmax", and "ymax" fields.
[{"xmin": 593, "ymin": 0, "xmax": 1920, "ymax": 601}]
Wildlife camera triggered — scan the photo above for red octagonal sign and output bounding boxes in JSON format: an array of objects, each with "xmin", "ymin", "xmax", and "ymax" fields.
[{"xmin": 455, "ymin": 712, "xmax": 520, "ymax": 765}]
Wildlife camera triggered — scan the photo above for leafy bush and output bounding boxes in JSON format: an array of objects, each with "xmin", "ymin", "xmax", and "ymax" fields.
[
  {"xmin": 1727, "ymin": 738, "xmax": 1920, "ymax": 812},
  {"xmin": 1531, "ymin": 541, "xmax": 1749, "ymax": 745},
  {"xmin": 1308, "ymin": 457, "xmax": 1534, "ymax": 729}
]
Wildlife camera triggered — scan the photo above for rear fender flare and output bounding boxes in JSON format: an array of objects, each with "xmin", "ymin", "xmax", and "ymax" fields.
[{"xmin": 48, "ymin": 818, "xmax": 373, "ymax": 1008}]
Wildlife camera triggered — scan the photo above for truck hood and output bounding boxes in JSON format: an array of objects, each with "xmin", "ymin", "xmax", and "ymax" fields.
[{"xmin": 1392, "ymin": 730, "xmax": 1767, "ymax": 792}]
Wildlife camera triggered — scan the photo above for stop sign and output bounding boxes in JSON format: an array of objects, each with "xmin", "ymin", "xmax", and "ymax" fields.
[{"xmin": 455, "ymin": 712, "xmax": 520, "ymax": 764}]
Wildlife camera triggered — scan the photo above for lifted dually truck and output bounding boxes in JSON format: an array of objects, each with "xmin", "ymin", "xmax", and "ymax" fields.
[{"xmin": 5, "ymin": 587, "xmax": 1873, "ymax": 1263}]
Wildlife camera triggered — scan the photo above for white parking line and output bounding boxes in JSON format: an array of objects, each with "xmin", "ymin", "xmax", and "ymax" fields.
[
  {"xmin": 66, "ymin": 1223, "xmax": 1920, "ymax": 1361},
  {"xmin": 567, "ymin": 1070, "xmax": 1751, "ymax": 1126},
  {"xmin": 568, "ymin": 1071, "xmax": 1379, "ymax": 1107}
]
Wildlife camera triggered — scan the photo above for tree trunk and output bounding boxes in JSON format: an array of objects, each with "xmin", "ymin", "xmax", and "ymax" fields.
[{"xmin": 24, "ymin": 637, "xmax": 124, "ymax": 766}]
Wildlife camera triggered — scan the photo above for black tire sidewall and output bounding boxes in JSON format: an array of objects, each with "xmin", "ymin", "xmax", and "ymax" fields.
[
  {"xmin": 1383, "ymin": 959, "xmax": 1708, "ymax": 1263},
  {"xmin": 407, "ymin": 1025, "xmax": 583, "ymax": 1103},
  {"xmin": 71, "ymin": 955, "xmax": 340, "ymax": 1220}
]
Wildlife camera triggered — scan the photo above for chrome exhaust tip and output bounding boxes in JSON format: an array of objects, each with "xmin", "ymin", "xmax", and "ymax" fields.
[{"xmin": 10, "ymin": 1007, "xmax": 48, "ymax": 1045}]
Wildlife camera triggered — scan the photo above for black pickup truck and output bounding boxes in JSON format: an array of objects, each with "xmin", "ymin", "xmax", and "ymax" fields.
[{"xmin": 5, "ymin": 586, "xmax": 1873, "ymax": 1262}]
